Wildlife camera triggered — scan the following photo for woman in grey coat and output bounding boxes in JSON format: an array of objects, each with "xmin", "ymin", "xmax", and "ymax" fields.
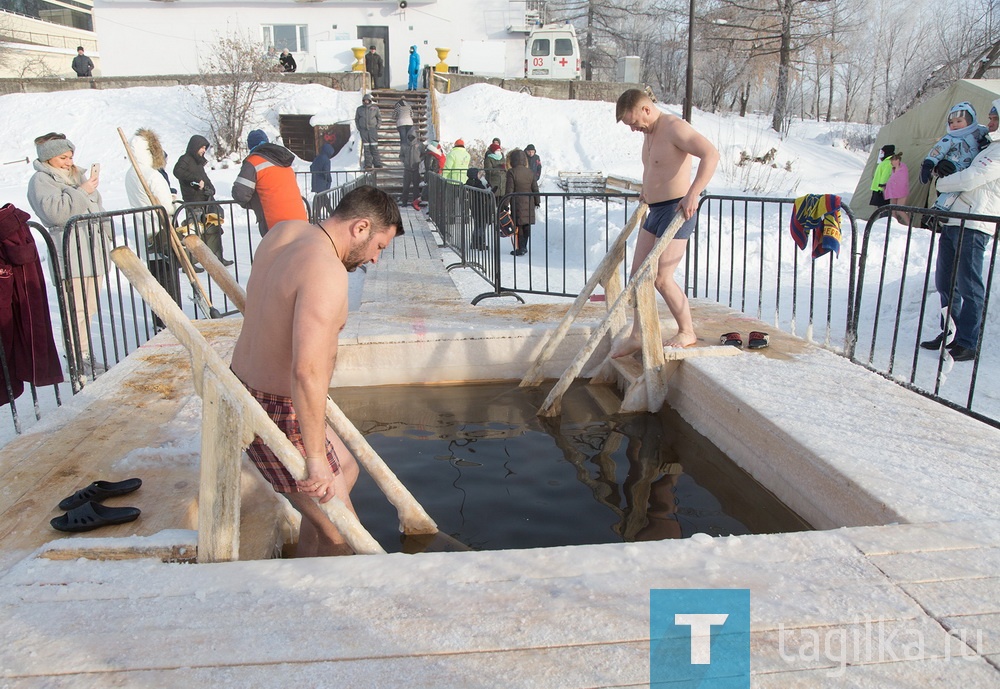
[{"xmin": 26, "ymin": 132, "xmax": 108, "ymax": 369}]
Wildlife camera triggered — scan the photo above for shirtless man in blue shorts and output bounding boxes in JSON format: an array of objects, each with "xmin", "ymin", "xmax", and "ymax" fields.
[
  {"xmin": 231, "ymin": 186, "xmax": 402, "ymax": 556},
  {"xmin": 611, "ymin": 89, "xmax": 719, "ymax": 357}
]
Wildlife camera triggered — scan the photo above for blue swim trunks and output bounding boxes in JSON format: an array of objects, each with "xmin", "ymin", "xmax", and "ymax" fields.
[{"xmin": 643, "ymin": 198, "xmax": 697, "ymax": 240}]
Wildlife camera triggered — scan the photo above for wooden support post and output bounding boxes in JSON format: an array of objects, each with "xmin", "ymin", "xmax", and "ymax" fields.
[
  {"xmin": 184, "ymin": 234, "xmax": 438, "ymax": 536},
  {"xmin": 538, "ymin": 211, "xmax": 684, "ymax": 417},
  {"xmin": 110, "ymin": 246, "xmax": 386, "ymax": 557},
  {"xmin": 635, "ymin": 269, "xmax": 667, "ymax": 412},
  {"xmin": 198, "ymin": 367, "xmax": 248, "ymax": 562},
  {"xmin": 520, "ymin": 203, "xmax": 647, "ymax": 388}
]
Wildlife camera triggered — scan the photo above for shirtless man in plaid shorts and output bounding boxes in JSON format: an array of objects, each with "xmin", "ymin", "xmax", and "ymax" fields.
[{"xmin": 231, "ymin": 186, "xmax": 402, "ymax": 556}]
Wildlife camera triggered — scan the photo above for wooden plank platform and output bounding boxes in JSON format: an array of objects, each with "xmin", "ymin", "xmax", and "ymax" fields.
[{"xmin": 0, "ymin": 319, "xmax": 295, "ymax": 568}]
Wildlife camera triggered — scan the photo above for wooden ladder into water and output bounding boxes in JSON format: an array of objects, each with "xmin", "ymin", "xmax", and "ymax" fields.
[
  {"xmin": 520, "ymin": 204, "xmax": 739, "ymax": 417},
  {"xmin": 111, "ymin": 244, "xmax": 443, "ymax": 562}
]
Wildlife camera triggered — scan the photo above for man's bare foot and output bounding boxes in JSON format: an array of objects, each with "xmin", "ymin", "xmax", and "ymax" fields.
[
  {"xmin": 611, "ymin": 332, "xmax": 643, "ymax": 358},
  {"xmin": 663, "ymin": 332, "xmax": 697, "ymax": 348}
]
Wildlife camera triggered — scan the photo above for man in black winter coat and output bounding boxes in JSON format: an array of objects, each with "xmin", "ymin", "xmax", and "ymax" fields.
[
  {"xmin": 172, "ymin": 135, "xmax": 231, "ymax": 266},
  {"xmin": 365, "ymin": 46, "xmax": 383, "ymax": 88},
  {"xmin": 72, "ymin": 47, "xmax": 94, "ymax": 77},
  {"xmin": 279, "ymin": 50, "xmax": 297, "ymax": 73}
]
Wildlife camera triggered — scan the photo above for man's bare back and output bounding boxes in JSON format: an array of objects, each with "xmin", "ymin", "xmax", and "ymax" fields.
[{"xmin": 231, "ymin": 219, "xmax": 347, "ymax": 397}]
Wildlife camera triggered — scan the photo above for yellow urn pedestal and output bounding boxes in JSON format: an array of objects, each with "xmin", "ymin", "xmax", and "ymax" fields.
[
  {"xmin": 352, "ymin": 46, "xmax": 367, "ymax": 72},
  {"xmin": 434, "ymin": 47, "xmax": 450, "ymax": 73}
]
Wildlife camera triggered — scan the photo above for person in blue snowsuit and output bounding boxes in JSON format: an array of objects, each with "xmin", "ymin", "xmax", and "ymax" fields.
[
  {"xmin": 407, "ymin": 45, "xmax": 421, "ymax": 91},
  {"xmin": 920, "ymin": 101, "xmax": 990, "ymax": 211}
]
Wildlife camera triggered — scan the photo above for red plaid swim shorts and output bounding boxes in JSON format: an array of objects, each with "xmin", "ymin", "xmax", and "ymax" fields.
[{"xmin": 242, "ymin": 382, "xmax": 341, "ymax": 493}]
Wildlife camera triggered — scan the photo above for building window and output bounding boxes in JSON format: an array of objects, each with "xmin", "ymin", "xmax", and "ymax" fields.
[{"xmin": 262, "ymin": 25, "xmax": 308, "ymax": 53}]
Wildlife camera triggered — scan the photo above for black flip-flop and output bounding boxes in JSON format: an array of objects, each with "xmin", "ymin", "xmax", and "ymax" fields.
[
  {"xmin": 720, "ymin": 332, "xmax": 742, "ymax": 348},
  {"xmin": 50, "ymin": 501, "xmax": 141, "ymax": 533},
  {"xmin": 748, "ymin": 331, "xmax": 770, "ymax": 349},
  {"xmin": 57, "ymin": 478, "xmax": 142, "ymax": 511}
]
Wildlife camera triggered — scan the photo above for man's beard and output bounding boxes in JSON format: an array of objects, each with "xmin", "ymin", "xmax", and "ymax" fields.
[{"xmin": 343, "ymin": 234, "xmax": 375, "ymax": 272}]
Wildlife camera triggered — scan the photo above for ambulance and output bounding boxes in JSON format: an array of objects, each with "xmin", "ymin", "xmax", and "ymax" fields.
[{"xmin": 524, "ymin": 25, "xmax": 582, "ymax": 80}]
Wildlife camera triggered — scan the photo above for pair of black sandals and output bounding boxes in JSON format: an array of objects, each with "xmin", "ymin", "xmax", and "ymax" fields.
[
  {"xmin": 50, "ymin": 479, "xmax": 142, "ymax": 533},
  {"xmin": 720, "ymin": 331, "xmax": 770, "ymax": 350}
]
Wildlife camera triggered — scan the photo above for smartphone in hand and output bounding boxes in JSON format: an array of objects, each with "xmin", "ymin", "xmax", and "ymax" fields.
[{"xmin": 89, "ymin": 162, "xmax": 100, "ymax": 178}]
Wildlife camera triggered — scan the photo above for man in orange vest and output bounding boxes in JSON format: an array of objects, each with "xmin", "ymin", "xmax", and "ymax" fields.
[{"xmin": 233, "ymin": 130, "xmax": 308, "ymax": 236}]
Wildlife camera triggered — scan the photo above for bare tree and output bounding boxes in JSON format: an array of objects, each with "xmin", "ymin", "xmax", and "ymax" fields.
[
  {"xmin": 196, "ymin": 31, "xmax": 276, "ymax": 158},
  {"xmin": 699, "ymin": 0, "xmax": 836, "ymax": 131}
]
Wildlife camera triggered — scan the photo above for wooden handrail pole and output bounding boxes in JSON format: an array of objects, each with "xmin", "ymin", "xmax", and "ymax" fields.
[
  {"xmin": 185, "ymin": 235, "xmax": 438, "ymax": 535},
  {"xmin": 110, "ymin": 246, "xmax": 385, "ymax": 555},
  {"xmin": 520, "ymin": 203, "xmax": 648, "ymax": 387}
]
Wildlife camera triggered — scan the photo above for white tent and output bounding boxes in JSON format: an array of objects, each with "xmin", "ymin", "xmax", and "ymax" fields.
[{"xmin": 852, "ymin": 79, "xmax": 1000, "ymax": 219}]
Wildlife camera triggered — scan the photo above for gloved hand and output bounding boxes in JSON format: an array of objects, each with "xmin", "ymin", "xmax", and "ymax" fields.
[
  {"xmin": 920, "ymin": 159, "xmax": 934, "ymax": 184},
  {"xmin": 935, "ymin": 159, "xmax": 957, "ymax": 177}
]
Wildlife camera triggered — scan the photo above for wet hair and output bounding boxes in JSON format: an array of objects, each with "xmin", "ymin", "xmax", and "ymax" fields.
[
  {"xmin": 331, "ymin": 185, "xmax": 404, "ymax": 236},
  {"xmin": 616, "ymin": 88, "xmax": 649, "ymax": 122}
]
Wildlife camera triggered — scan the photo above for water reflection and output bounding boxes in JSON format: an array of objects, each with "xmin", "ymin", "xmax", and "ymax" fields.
[{"xmin": 333, "ymin": 381, "xmax": 810, "ymax": 553}]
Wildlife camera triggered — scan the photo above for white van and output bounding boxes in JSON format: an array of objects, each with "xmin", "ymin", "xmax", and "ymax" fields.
[{"xmin": 525, "ymin": 25, "xmax": 581, "ymax": 80}]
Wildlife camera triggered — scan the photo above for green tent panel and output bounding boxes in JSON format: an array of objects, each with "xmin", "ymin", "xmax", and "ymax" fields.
[{"xmin": 852, "ymin": 79, "xmax": 1000, "ymax": 220}]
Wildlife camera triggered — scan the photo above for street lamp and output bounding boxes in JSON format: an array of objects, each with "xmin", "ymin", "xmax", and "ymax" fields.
[{"xmin": 683, "ymin": 0, "xmax": 694, "ymax": 122}]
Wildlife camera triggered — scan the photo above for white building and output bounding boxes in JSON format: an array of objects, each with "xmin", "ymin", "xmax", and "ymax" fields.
[{"xmin": 91, "ymin": 0, "xmax": 546, "ymax": 86}]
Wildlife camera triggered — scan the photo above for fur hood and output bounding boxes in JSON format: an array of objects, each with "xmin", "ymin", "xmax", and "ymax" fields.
[{"xmin": 131, "ymin": 128, "xmax": 167, "ymax": 170}]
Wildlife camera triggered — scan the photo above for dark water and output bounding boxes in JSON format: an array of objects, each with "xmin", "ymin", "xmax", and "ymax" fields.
[{"xmin": 333, "ymin": 380, "xmax": 811, "ymax": 553}]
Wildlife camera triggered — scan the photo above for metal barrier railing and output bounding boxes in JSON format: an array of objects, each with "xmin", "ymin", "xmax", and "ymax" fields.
[
  {"xmin": 1, "ymin": 176, "xmax": 375, "ymax": 441},
  {"xmin": 297, "ymin": 170, "xmax": 367, "ymax": 216},
  {"xmin": 60, "ymin": 206, "xmax": 182, "ymax": 391},
  {"xmin": 850, "ymin": 204, "xmax": 1000, "ymax": 428},
  {"xmin": 428, "ymin": 172, "xmax": 643, "ymax": 305},
  {"xmin": 690, "ymin": 195, "xmax": 860, "ymax": 351},
  {"xmin": 312, "ymin": 172, "xmax": 375, "ymax": 223}
]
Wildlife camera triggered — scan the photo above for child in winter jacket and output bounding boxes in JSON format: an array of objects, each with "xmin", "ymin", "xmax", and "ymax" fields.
[
  {"xmin": 920, "ymin": 101, "xmax": 990, "ymax": 211},
  {"xmin": 883, "ymin": 152, "xmax": 910, "ymax": 223}
]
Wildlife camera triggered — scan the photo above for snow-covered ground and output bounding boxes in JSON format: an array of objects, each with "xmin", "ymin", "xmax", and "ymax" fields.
[{"xmin": 0, "ymin": 81, "xmax": 996, "ymax": 447}]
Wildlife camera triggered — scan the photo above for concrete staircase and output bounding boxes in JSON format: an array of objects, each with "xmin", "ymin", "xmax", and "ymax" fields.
[{"xmin": 368, "ymin": 88, "xmax": 430, "ymax": 197}]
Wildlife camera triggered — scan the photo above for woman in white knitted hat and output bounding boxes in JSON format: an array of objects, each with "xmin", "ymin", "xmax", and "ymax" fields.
[{"xmin": 26, "ymin": 132, "xmax": 108, "ymax": 376}]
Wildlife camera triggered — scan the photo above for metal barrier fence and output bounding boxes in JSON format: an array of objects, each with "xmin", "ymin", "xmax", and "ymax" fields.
[
  {"xmin": 2, "ymin": 174, "xmax": 375, "ymax": 441},
  {"xmin": 689, "ymin": 195, "xmax": 860, "ymax": 351},
  {"xmin": 428, "ymin": 172, "xmax": 643, "ymax": 305},
  {"xmin": 9, "ymin": 183, "xmax": 998, "ymax": 439},
  {"xmin": 312, "ymin": 172, "xmax": 376, "ymax": 223},
  {"xmin": 296, "ymin": 170, "xmax": 368, "ymax": 214},
  {"xmin": 850, "ymin": 204, "xmax": 1000, "ymax": 428}
]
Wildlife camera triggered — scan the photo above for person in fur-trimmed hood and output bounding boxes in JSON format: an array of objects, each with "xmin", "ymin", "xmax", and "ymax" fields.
[
  {"xmin": 233, "ymin": 129, "xmax": 308, "ymax": 237},
  {"xmin": 125, "ymin": 128, "xmax": 176, "ymax": 212}
]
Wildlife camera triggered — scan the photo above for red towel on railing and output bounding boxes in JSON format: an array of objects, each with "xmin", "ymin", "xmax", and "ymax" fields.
[
  {"xmin": 0, "ymin": 204, "xmax": 64, "ymax": 406},
  {"xmin": 791, "ymin": 194, "xmax": 842, "ymax": 258}
]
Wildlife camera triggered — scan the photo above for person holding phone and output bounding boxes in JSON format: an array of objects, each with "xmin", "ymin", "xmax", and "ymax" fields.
[{"xmin": 26, "ymin": 132, "xmax": 108, "ymax": 376}]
